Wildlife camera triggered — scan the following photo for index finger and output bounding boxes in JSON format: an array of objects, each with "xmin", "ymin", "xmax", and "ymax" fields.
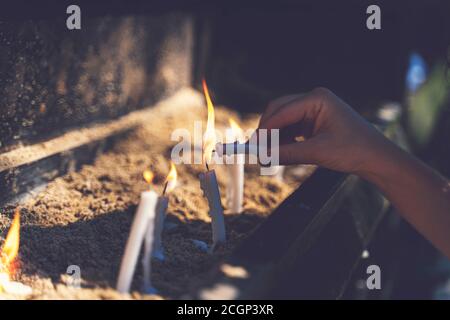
[
  {"xmin": 259, "ymin": 91, "xmax": 319, "ymax": 130},
  {"xmin": 259, "ymin": 94, "xmax": 303, "ymax": 126}
]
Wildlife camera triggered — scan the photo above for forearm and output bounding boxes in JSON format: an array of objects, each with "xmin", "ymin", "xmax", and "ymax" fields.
[
  {"xmin": 258, "ymin": 88, "xmax": 450, "ymax": 257},
  {"xmin": 361, "ymin": 140, "xmax": 450, "ymax": 258}
]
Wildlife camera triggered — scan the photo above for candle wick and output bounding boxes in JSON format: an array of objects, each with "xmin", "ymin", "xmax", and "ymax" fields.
[{"xmin": 162, "ymin": 181, "xmax": 168, "ymax": 196}]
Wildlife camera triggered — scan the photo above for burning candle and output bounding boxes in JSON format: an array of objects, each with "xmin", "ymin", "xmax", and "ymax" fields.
[
  {"xmin": 116, "ymin": 170, "xmax": 158, "ymax": 294},
  {"xmin": 224, "ymin": 118, "xmax": 244, "ymax": 213},
  {"xmin": 141, "ymin": 162, "xmax": 177, "ymax": 293},
  {"xmin": 199, "ymin": 170, "xmax": 226, "ymax": 250},
  {"xmin": 0, "ymin": 208, "xmax": 32, "ymax": 296},
  {"xmin": 199, "ymin": 79, "xmax": 226, "ymax": 251},
  {"xmin": 149, "ymin": 162, "xmax": 177, "ymax": 262}
]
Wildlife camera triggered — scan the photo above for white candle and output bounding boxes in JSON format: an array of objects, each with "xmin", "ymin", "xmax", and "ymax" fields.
[
  {"xmin": 215, "ymin": 141, "xmax": 264, "ymax": 158},
  {"xmin": 116, "ymin": 190, "xmax": 158, "ymax": 294},
  {"xmin": 200, "ymin": 79, "xmax": 226, "ymax": 251},
  {"xmin": 199, "ymin": 170, "xmax": 226, "ymax": 250},
  {"xmin": 224, "ymin": 122, "xmax": 245, "ymax": 213},
  {"xmin": 141, "ymin": 163, "xmax": 177, "ymax": 292},
  {"xmin": 226, "ymin": 156, "xmax": 244, "ymax": 213},
  {"xmin": 150, "ymin": 196, "xmax": 168, "ymax": 261},
  {"xmin": 141, "ymin": 196, "xmax": 167, "ymax": 293}
]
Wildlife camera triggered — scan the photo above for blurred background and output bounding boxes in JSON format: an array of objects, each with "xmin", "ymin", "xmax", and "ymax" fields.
[{"xmin": 1, "ymin": 0, "xmax": 449, "ymax": 299}]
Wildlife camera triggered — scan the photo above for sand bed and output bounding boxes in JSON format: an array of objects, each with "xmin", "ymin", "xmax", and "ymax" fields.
[{"xmin": 0, "ymin": 94, "xmax": 314, "ymax": 299}]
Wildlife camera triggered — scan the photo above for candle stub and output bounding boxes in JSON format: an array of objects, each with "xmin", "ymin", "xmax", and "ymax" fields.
[
  {"xmin": 199, "ymin": 170, "xmax": 226, "ymax": 250},
  {"xmin": 116, "ymin": 190, "xmax": 158, "ymax": 293}
]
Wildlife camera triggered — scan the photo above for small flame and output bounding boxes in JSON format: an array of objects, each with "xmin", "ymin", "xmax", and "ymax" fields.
[
  {"xmin": 202, "ymin": 79, "xmax": 216, "ymax": 165},
  {"xmin": 1, "ymin": 208, "xmax": 20, "ymax": 276},
  {"xmin": 228, "ymin": 117, "xmax": 244, "ymax": 142},
  {"xmin": 228, "ymin": 118, "xmax": 241, "ymax": 132},
  {"xmin": 143, "ymin": 170, "xmax": 154, "ymax": 189},
  {"xmin": 164, "ymin": 162, "xmax": 178, "ymax": 194},
  {"xmin": 0, "ymin": 208, "xmax": 32, "ymax": 296}
]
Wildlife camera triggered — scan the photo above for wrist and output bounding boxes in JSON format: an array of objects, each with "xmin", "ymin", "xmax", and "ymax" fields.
[{"xmin": 356, "ymin": 137, "xmax": 409, "ymax": 189}]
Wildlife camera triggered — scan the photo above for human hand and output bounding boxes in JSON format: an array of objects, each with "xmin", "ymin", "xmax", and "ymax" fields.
[
  {"xmin": 260, "ymin": 88, "xmax": 450, "ymax": 259},
  {"xmin": 258, "ymin": 87, "xmax": 394, "ymax": 177}
]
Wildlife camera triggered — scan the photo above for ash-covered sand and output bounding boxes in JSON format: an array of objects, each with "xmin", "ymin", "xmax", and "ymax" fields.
[{"xmin": 0, "ymin": 91, "xmax": 315, "ymax": 299}]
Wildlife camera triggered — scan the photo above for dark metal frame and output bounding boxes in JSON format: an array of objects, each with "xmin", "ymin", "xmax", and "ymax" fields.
[{"xmin": 194, "ymin": 169, "xmax": 388, "ymax": 299}]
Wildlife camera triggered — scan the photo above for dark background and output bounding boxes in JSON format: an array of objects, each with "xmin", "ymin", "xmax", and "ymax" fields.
[
  {"xmin": 2, "ymin": 0, "xmax": 449, "ymax": 112},
  {"xmin": 197, "ymin": 0, "xmax": 449, "ymax": 113}
]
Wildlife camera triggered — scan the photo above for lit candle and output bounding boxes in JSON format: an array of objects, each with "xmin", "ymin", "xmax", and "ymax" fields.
[
  {"xmin": 224, "ymin": 118, "xmax": 244, "ymax": 213},
  {"xmin": 140, "ymin": 197, "xmax": 166, "ymax": 294},
  {"xmin": 149, "ymin": 162, "xmax": 177, "ymax": 262},
  {"xmin": 199, "ymin": 79, "xmax": 226, "ymax": 251},
  {"xmin": 141, "ymin": 162, "xmax": 177, "ymax": 293},
  {"xmin": 199, "ymin": 170, "xmax": 226, "ymax": 250},
  {"xmin": 116, "ymin": 170, "xmax": 158, "ymax": 294}
]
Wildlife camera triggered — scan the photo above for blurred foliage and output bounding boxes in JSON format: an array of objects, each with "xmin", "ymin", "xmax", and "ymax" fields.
[{"xmin": 406, "ymin": 62, "xmax": 449, "ymax": 148}]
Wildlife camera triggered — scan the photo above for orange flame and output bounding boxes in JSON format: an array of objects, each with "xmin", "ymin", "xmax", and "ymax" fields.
[
  {"xmin": 143, "ymin": 170, "xmax": 154, "ymax": 190},
  {"xmin": 164, "ymin": 162, "xmax": 178, "ymax": 194},
  {"xmin": 228, "ymin": 118, "xmax": 245, "ymax": 143},
  {"xmin": 229, "ymin": 117, "xmax": 244, "ymax": 139},
  {"xmin": 1, "ymin": 208, "xmax": 20, "ymax": 275},
  {"xmin": 202, "ymin": 79, "xmax": 216, "ymax": 164},
  {"xmin": 228, "ymin": 118, "xmax": 241, "ymax": 132}
]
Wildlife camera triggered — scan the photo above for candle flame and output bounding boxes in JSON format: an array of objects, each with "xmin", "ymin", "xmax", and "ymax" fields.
[
  {"xmin": 143, "ymin": 170, "xmax": 154, "ymax": 189},
  {"xmin": 1, "ymin": 208, "xmax": 20, "ymax": 276},
  {"xmin": 202, "ymin": 79, "xmax": 216, "ymax": 165},
  {"xmin": 228, "ymin": 118, "xmax": 241, "ymax": 132},
  {"xmin": 0, "ymin": 208, "xmax": 32, "ymax": 296},
  {"xmin": 230, "ymin": 117, "xmax": 243, "ymax": 137},
  {"xmin": 164, "ymin": 162, "xmax": 178, "ymax": 194},
  {"xmin": 228, "ymin": 118, "xmax": 245, "ymax": 143}
]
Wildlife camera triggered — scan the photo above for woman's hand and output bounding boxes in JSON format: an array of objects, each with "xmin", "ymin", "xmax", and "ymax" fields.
[
  {"xmin": 258, "ymin": 87, "xmax": 393, "ymax": 178},
  {"xmin": 259, "ymin": 87, "xmax": 450, "ymax": 259}
]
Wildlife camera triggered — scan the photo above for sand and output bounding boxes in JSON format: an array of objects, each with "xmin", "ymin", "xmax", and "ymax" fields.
[{"xmin": 0, "ymin": 96, "xmax": 314, "ymax": 299}]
